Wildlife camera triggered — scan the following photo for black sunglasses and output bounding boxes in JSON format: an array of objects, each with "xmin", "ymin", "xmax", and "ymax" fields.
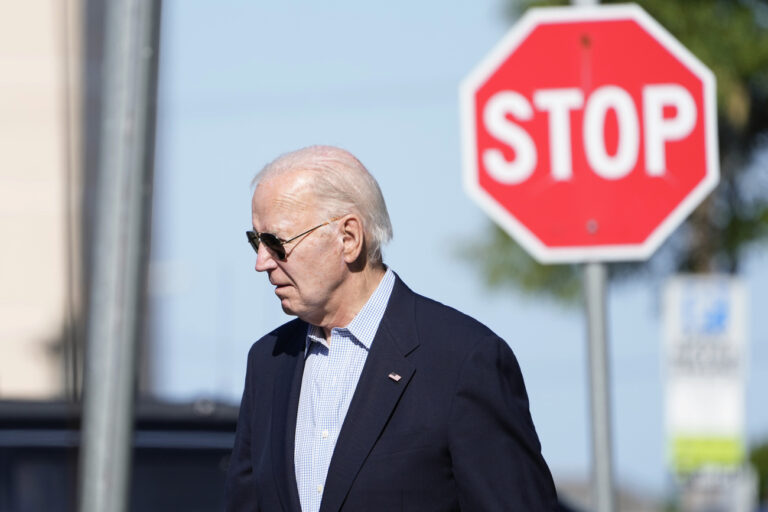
[{"xmin": 246, "ymin": 217, "xmax": 342, "ymax": 261}]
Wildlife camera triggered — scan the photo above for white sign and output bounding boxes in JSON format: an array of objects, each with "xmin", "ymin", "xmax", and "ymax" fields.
[{"xmin": 663, "ymin": 275, "xmax": 748, "ymax": 473}]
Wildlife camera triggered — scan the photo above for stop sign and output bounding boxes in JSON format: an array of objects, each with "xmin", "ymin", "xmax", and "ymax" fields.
[{"xmin": 460, "ymin": 5, "xmax": 718, "ymax": 263}]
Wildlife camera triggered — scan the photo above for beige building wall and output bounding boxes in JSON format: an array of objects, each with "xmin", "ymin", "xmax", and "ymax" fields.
[{"xmin": 0, "ymin": 1, "xmax": 81, "ymax": 399}]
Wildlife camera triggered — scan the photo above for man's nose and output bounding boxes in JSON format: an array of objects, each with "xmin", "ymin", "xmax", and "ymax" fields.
[{"xmin": 254, "ymin": 243, "xmax": 278, "ymax": 272}]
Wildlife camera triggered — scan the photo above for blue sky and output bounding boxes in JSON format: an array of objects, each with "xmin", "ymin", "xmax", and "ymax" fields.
[{"xmin": 146, "ymin": 0, "xmax": 768, "ymax": 497}]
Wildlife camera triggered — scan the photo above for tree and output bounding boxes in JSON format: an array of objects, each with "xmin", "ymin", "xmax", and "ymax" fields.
[{"xmin": 469, "ymin": 0, "xmax": 768, "ymax": 302}]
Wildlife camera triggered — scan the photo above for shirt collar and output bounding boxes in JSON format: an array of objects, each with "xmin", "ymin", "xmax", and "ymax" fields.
[{"xmin": 305, "ymin": 267, "xmax": 395, "ymax": 353}]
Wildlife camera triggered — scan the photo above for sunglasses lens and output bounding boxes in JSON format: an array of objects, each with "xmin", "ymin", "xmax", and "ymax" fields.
[
  {"xmin": 246, "ymin": 231, "xmax": 259, "ymax": 252},
  {"xmin": 260, "ymin": 233, "xmax": 286, "ymax": 260},
  {"xmin": 246, "ymin": 231, "xmax": 286, "ymax": 259}
]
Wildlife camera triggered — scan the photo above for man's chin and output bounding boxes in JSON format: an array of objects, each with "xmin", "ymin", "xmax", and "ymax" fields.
[
  {"xmin": 279, "ymin": 299, "xmax": 316, "ymax": 324},
  {"xmin": 280, "ymin": 302, "xmax": 295, "ymax": 316},
  {"xmin": 280, "ymin": 298, "xmax": 309, "ymax": 320},
  {"xmin": 275, "ymin": 287, "xmax": 294, "ymax": 313}
]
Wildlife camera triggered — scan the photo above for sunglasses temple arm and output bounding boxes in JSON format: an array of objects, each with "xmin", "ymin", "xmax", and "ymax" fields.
[{"xmin": 282, "ymin": 221, "xmax": 331, "ymax": 244}]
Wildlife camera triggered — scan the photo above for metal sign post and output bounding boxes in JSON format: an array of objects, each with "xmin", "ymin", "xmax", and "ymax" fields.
[
  {"xmin": 578, "ymin": 3, "xmax": 613, "ymax": 509},
  {"xmin": 584, "ymin": 262, "xmax": 615, "ymax": 512}
]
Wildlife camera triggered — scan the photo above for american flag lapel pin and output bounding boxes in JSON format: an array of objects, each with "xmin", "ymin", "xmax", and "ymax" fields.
[{"xmin": 388, "ymin": 372, "xmax": 402, "ymax": 382}]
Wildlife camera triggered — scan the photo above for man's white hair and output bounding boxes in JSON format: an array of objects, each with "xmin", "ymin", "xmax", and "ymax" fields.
[{"xmin": 252, "ymin": 145, "xmax": 393, "ymax": 264}]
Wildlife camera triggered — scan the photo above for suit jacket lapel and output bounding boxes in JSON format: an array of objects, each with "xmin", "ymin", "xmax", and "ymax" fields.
[
  {"xmin": 271, "ymin": 324, "xmax": 307, "ymax": 512},
  {"xmin": 319, "ymin": 276, "xmax": 420, "ymax": 512}
]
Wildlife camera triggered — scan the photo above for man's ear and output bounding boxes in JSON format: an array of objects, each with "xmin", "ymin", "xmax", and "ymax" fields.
[{"xmin": 339, "ymin": 215, "xmax": 365, "ymax": 264}]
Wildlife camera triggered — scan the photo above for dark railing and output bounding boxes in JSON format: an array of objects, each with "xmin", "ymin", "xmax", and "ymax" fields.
[{"xmin": 0, "ymin": 400, "xmax": 237, "ymax": 512}]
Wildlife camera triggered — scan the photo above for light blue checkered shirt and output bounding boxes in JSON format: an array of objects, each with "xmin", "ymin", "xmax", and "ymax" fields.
[{"xmin": 294, "ymin": 268, "xmax": 395, "ymax": 512}]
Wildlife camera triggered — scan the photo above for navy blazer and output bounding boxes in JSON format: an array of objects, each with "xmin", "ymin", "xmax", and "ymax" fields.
[{"xmin": 226, "ymin": 276, "xmax": 558, "ymax": 511}]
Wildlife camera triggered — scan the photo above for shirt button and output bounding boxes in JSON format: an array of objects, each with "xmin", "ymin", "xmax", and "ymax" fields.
[
  {"xmin": 321, "ymin": 429, "xmax": 329, "ymax": 439},
  {"xmin": 317, "ymin": 484, "xmax": 323, "ymax": 493}
]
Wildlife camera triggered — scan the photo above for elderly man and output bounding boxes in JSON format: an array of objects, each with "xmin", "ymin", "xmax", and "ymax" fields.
[{"xmin": 226, "ymin": 146, "xmax": 557, "ymax": 512}]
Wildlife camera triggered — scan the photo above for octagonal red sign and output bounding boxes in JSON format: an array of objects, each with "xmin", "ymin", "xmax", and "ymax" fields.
[{"xmin": 460, "ymin": 4, "xmax": 718, "ymax": 263}]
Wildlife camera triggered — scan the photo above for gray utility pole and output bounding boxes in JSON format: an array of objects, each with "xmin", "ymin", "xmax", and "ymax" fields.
[{"xmin": 77, "ymin": 1, "xmax": 161, "ymax": 512}]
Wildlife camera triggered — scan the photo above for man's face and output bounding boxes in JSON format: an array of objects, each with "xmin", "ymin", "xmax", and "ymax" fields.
[{"xmin": 250, "ymin": 171, "xmax": 346, "ymax": 325}]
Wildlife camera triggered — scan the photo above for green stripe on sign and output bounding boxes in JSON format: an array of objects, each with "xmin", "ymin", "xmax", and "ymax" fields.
[{"xmin": 671, "ymin": 436, "xmax": 744, "ymax": 473}]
